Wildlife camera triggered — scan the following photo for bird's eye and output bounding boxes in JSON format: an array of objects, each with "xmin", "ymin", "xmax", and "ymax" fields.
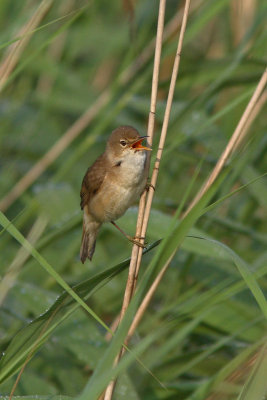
[{"xmin": 120, "ymin": 140, "xmax": 127, "ymax": 147}]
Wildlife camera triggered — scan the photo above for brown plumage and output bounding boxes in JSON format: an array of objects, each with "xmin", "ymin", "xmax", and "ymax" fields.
[
  {"xmin": 80, "ymin": 154, "xmax": 107, "ymax": 262},
  {"xmin": 80, "ymin": 126, "xmax": 151, "ymax": 263}
]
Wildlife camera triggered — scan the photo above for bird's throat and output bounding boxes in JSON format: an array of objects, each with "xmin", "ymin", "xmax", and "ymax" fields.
[{"xmin": 115, "ymin": 150, "xmax": 146, "ymax": 187}]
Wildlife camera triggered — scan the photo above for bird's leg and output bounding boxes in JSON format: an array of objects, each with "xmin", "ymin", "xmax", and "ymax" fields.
[{"xmin": 111, "ymin": 221, "xmax": 147, "ymax": 248}]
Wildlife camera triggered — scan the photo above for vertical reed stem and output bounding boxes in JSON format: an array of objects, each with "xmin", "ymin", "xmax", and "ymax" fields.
[{"xmin": 103, "ymin": 1, "xmax": 192, "ymax": 398}]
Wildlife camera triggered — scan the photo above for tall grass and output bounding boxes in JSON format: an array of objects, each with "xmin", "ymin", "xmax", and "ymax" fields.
[{"xmin": 0, "ymin": 1, "xmax": 266, "ymax": 399}]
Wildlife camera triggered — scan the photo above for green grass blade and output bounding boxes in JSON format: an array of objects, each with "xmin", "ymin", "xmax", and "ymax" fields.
[
  {"xmin": 0, "ymin": 212, "xmax": 117, "ymax": 336},
  {"xmin": 0, "ymin": 221, "xmax": 159, "ymax": 384},
  {"xmin": 188, "ymin": 236, "xmax": 267, "ymax": 320},
  {"xmin": 0, "ymin": 260, "xmax": 128, "ymax": 383}
]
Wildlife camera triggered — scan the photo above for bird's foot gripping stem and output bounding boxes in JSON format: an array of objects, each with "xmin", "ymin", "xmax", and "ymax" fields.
[
  {"xmin": 111, "ymin": 221, "xmax": 147, "ymax": 248},
  {"xmin": 127, "ymin": 235, "xmax": 147, "ymax": 248},
  {"xmin": 145, "ymin": 181, "xmax": 155, "ymax": 192}
]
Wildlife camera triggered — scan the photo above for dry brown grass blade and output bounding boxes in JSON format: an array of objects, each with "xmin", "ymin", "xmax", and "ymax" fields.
[
  {"xmin": 184, "ymin": 66, "xmax": 267, "ymax": 217},
  {"xmin": 0, "ymin": 0, "xmax": 203, "ymax": 213},
  {"xmin": 0, "ymin": 0, "xmax": 53, "ymax": 91}
]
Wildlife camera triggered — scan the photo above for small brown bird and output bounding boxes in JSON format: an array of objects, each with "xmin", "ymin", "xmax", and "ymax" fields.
[{"xmin": 80, "ymin": 126, "xmax": 151, "ymax": 263}]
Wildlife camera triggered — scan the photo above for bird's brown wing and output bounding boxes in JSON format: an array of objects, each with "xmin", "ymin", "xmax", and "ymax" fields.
[{"xmin": 80, "ymin": 154, "xmax": 107, "ymax": 210}]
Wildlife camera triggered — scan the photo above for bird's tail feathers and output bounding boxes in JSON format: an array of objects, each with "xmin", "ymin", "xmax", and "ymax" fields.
[{"xmin": 80, "ymin": 212, "xmax": 100, "ymax": 263}]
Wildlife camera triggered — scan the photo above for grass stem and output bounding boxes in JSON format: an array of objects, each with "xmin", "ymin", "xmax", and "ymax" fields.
[{"xmin": 102, "ymin": 1, "xmax": 192, "ymax": 398}]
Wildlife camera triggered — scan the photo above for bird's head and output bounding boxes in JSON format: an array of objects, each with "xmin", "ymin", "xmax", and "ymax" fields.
[{"xmin": 106, "ymin": 126, "xmax": 151, "ymax": 161}]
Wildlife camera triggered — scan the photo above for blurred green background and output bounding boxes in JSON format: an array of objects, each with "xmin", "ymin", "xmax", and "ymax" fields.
[{"xmin": 0, "ymin": 0, "xmax": 266, "ymax": 399}]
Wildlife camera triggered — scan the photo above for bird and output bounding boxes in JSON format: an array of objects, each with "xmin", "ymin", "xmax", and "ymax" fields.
[{"xmin": 80, "ymin": 125, "xmax": 151, "ymax": 263}]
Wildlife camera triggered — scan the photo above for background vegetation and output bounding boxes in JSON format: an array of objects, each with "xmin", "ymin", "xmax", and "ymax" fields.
[{"xmin": 0, "ymin": 0, "xmax": 266, "ymax": 399}]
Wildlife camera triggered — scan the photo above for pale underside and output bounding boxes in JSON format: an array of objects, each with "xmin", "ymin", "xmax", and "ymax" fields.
[{"xmin": 88, "ymin": 150, "xmax": 147, "ymax": 222}]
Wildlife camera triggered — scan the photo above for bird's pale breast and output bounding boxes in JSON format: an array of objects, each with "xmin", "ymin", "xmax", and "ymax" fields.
[{"xmin": 89, "ymin": 151, "xmax": 146, "ymax": 222}]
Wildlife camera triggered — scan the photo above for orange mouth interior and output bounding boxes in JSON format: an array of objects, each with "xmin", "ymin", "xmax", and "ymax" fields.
[{"xmin": 131, "ymin": 139, "xmax": 151, "ymax": 151}]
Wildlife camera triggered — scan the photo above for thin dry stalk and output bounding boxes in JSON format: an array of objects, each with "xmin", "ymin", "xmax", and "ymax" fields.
[
  {"xmin": 132, "ymin": 0, "xmax": 192, "ymax": 290},
  {"xmin": 119, "ymin": 0, "xmax": 201, "ymax": 88},
  {"xmin": 0, "ymin": 0, "xmax": 202, "ymax": 212},
  {"xmin": 102, "ymin": 3, "xmax": 166, "ymax": 399},
  {"xmin": 126, "ymin": 255, "xmax": 172, "ymax": 345},
  {"xmin": 120, "ymin": 0, "xmax": 166, "ymax": 320},
  {"xmin": 184, "ymin": 66, "xmax": 267, "ymax": 217},
  {"xmin": 0, "ymin": 0, "xmax": 52, "ymax": 91},
  {"xmin": 106, "ymin": 14, "xmax": 264, "ymax": 400},
  {"xmin": 103, "ymin": 1, "xmax": 191, "ymax": 399}
]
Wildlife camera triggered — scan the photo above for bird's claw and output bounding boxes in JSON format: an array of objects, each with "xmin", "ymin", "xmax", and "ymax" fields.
[
  {"xmin": 127, "ymin": 235, "xmax": 147, "ymax": 249},
  {"xmin": 145, "ymin": 182, "xmax": 155, "ymax": 192}
]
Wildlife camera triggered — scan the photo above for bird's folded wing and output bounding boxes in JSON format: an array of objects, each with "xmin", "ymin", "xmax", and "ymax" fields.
[{"xmin": 80, "ymin": 154, "xmax": 107, "ymax": 210}]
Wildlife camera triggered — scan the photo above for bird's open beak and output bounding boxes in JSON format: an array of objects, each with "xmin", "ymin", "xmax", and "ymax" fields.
[{"xmin": 131, "ymin": 136, "xmax": 151, "ymax": 151}]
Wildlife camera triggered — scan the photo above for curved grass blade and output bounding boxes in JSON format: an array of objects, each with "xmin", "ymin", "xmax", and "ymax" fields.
[
  {"xmin": 0, "ymin": 260, "xmax": 126, "ymax": 383},
  {"xmin": 187, "ymin": 236, "xmax": 267, "ymax": 319},
  {"xmin": 0, "ymin": 6, "xmax": 87, "ymax": 51},
  {"xmin": 0, "ymin": 230, "xmax": 159, "ymax": 384},
  {"xmin": 0, "ymin": 211, "xmax": 115, "ymax": 333}
]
